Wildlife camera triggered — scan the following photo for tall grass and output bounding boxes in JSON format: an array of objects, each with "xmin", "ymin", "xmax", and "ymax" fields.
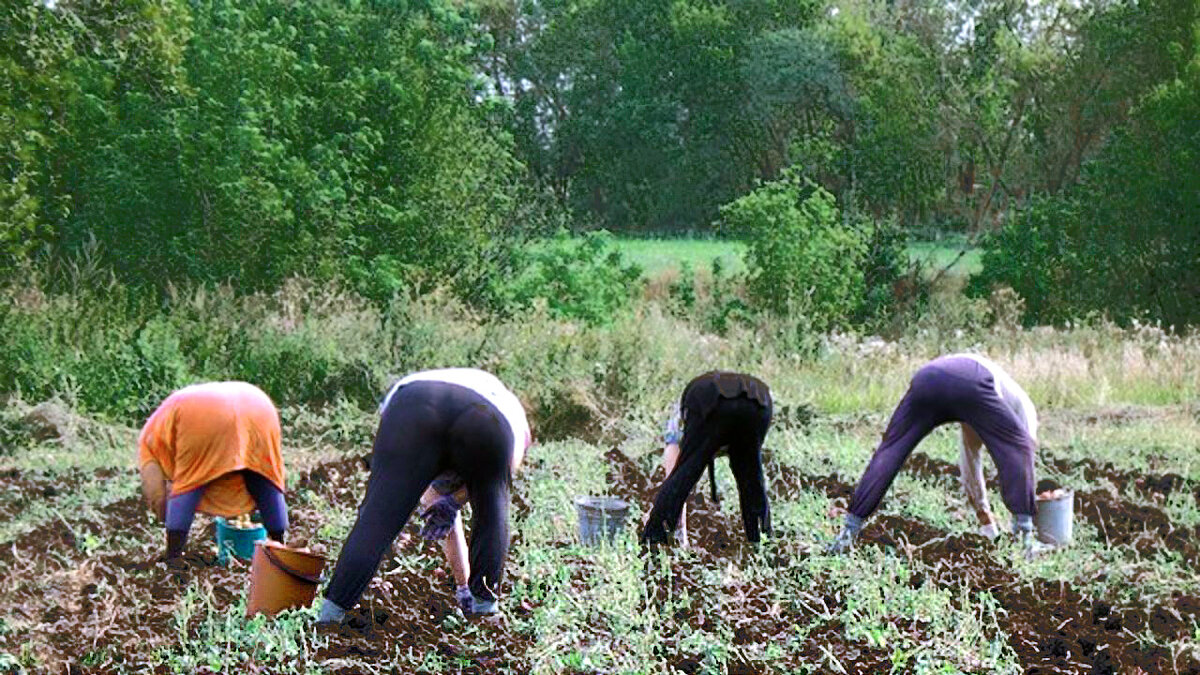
[{"xmin": 2, "ymin": 272, "xmax": 1196, "ymax": 438}]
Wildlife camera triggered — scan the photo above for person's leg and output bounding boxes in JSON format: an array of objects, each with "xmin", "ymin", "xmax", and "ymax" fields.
[
  {"xmin": 448, "ymin": 403, "xmax": 513, "ymax": 612},
  {"xmin": 164, "ymin": 485, "xmax": 208, "ymax": 558},
  {"xmin": 725, "ymin": 399, "xmax": 773, "ymax": 543},
  {"xmin": 320, "ymin": 387, "xmax": 447, "ymax": 620},
  {"xmin": 954, "ymin": 382, "xmax": 1038, "ymax": 530},
  {"xmin": 641, "ymin": 413, "xmax": 721, "ymax": 546},
  {"xmin": 847, "ymin": 369, "xmax": 947, "ymax": 521},
  {"xmin": 242, "ymin": 470, "xmax": 288, "ymax": 542}
]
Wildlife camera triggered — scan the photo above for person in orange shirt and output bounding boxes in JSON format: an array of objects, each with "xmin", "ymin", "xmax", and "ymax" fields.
[{"xmin": 137, "ymin": 381, "xmax": 289, "ymax": 560}]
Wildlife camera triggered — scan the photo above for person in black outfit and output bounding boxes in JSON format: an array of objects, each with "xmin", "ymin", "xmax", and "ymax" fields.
[
  {"xmin": 318, "ymin": 369, "xmax": 531, "ymax": 623},
  {"xmin": 641, "ymin": 371, "xmax": 773, "ymax": 546}
]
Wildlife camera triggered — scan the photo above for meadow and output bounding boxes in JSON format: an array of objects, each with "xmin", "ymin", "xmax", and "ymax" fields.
[
  {"xmin": 0, "ymin": 279, "xmax": 1197, "ymax": 674},
  {"xmin": 612, "ymin": 236, "xmax": 981, "ymax": 279}
]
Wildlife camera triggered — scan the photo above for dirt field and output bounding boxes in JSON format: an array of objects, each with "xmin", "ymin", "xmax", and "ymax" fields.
[{"xmin": 2, "ymin": 427, "xmax": 1197, "ymax": 674}]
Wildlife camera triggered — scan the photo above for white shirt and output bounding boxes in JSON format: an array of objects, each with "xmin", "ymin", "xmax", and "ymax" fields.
[{"xmin": 381, "ymin": 368, "xmax": 532, "ymax": 457}]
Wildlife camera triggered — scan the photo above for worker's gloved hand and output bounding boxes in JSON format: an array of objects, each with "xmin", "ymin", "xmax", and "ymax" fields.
[
  {"xmin": 455, "ymin": 585, "xmax": 473, "ymax": 614},
  {"xmin": 826, "ymin": 513, "xmax": 864, "ymax": 554},
  {"xmin": 978, "ymin": 523, "xmax": 1000, "ymax": 540},
  {"xmin": 419, "ymin": 494, "xmax": 462, "ymax": 541}
]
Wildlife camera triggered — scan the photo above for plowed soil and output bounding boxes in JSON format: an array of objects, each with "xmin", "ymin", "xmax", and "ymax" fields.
[
  {"xmin": 767, "ymin": 453, "xmax": 1200, "ymax": 674},
  {"xmin": 2, "ymin": 448, "xmax": 1197, "ymax": 674}
]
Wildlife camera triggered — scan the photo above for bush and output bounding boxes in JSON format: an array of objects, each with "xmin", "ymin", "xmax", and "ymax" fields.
[
  {"xmin": 969, "ymin": 196, "xmax": 1080, "ymax": 325},
  {"xmin": 721, "ymin": 174, "xmax": 866, "ymax": 331},
  {"xmin": 493, "ymin": 230, "xmax": 643, "ymax": 325}
]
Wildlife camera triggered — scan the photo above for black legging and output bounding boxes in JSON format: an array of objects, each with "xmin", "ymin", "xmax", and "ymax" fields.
[
  {"xmin": 324, "ymin": 380, "xmax": 515, "ymax": 610},
  {"xmin": 641, "ymin": 395, "xmax": 773, "ymax": 545}
]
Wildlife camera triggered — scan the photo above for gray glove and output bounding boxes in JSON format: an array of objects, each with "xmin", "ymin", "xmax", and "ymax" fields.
[
  {"xmin": 419, "ymin": 494, "xmax": 462, "ymax": 541},
  {"xmin": 826, "ymin": 513, "xmax": 864, "ymax": 554},
  {"xmin": 455, "ymin": 585, "xmax": 473, "ymax": 614}
]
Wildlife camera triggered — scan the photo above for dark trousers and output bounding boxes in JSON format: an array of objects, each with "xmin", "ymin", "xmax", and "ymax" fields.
[
  {"xmin": 641, "ymin": 396, "xmax": 773, "ymax": 545},
  {"xmin": 165, "ymin": 470, "xmax": 288, "ymax": 538},
  {"xmin": 324, "ymin": 381, "xmax": 514, "ymax": 610},
  {"xmin": 848, "ymin": 355, "xmax": 1037, "ymax": 520}
]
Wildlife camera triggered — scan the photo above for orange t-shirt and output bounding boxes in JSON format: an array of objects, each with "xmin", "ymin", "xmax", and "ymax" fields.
[{"xmin": 137, "ymin": 382, "xmax": 286, "ymax": 518}]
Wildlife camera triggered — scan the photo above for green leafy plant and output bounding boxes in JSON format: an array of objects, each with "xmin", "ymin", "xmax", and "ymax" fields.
[
  {"xmin": 495, "ymin": 229, "xmax": 644, "ymax": 325},
  {"xmin": 721, "ymin": 173, "xmax": 866, "ymax": 331}
]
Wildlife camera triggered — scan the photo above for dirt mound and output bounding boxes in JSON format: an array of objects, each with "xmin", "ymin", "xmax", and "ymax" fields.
[
  {"xmin": 1075, "ymin": 489, "xmax": 1200, "ymax": 559},
  {"xmin": 0, "ymin": 467, "xmax": 125, "ymax": 526},
  {"xmin": 0, "ymin": 455, "xmax": 539, "ymax": 673},
  {"xmin": 858, "ymin": 513, "xmax": 1200, "ymax": 674}
]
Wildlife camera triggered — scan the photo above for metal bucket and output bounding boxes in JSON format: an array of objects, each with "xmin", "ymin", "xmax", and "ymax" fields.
[
  {"xmin": 574, "ymin": 496, "xmax": 630, "ymax": 545},
  {"xmin": 215, "ymin": 516, "xmax": 266, "ymax": 564},
  {"xmin": 245, "ymin": 540, "xmax": 327, "ymax": 617},
  {"xmin": 1034, "ymin": 489, "xmax": 1074, "ymax": 546}
]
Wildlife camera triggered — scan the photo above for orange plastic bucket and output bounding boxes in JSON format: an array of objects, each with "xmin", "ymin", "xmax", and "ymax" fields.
[{"xmin": 245, "ymin": 540, "xmax": 327, "ymax": 617}]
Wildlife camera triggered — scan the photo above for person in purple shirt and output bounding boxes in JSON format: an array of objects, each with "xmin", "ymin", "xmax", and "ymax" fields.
[{"xmin": 828, "ymin": 353, "xmax": 1041, "ymax": 553}]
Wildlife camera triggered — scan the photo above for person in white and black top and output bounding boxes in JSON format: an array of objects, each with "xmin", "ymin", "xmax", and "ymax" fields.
[{"xmin": 318, "ymin": 369, "xmax": 532, "ymax": 624}]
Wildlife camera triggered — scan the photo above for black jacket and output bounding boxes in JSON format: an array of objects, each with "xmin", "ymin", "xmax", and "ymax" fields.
[{"xmin": 680, "ymin": 371, "xmax": 772, "ymax": 423}]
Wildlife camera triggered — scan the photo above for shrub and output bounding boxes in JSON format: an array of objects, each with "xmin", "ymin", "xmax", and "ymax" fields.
[
  {"xmin": 493, "ymin": 230, "xmax": 643, "ymax": 325},
  {"xmin": 721, "ymin": 174, "xmax": 866, "ymax": 331},
  {"xmin": 972, "ymin": 49, "xmax": 1200, "ymax": 327}
]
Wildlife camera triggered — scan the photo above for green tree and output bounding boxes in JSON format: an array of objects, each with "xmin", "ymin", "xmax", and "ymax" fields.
[{"xmin": 974, "ymin": 37, "xmax": 1200, "ymax": 326}]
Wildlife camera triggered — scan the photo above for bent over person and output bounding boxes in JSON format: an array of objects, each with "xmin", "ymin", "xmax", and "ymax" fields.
[
  {"xmin": 318, "ymin": 368, "xmax": 531, "ymax": 623},
  {"xmin": 137, "ymin": 382, "xmax": 289, "ymax": 560},
  {"xmin": 828, "ymin": 353, "xmax": 1039, "ymax": 553},
  {"xmin": 641, "ymin": 371, "xmax": 773, "ymax": 547}
]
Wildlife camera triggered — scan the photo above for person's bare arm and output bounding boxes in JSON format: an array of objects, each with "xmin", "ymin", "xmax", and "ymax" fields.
[
  {"xmin": 958, "ymin": 424, "xmax": 997, "ymax": 536},
  {"xmin": 421, "ymin": 486, "xmax": 469, "ymax": 587},
  {"xmin": 139, "ymin": 460, "xmax": 169, "ymax": 522},
  {"xmin": 660, "ymin": 443, "xmax": 688, "ymax": 547}
]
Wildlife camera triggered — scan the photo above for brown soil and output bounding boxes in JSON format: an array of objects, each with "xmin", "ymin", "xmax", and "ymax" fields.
[
  {"xmin": 0, "ymin": 466, "xmax": 123, "ymax": 522},
  {"xmin": 612, "ymin": 449, "xmax": 896, "ymax": 673},
  {"xmin": 0, "ymin": 456, "xmax": 537, "ymax": 674},
  {"xmin": 1043, "ymin": 455, "xmax": 1199, "ymax": 505},
  {"xmin": 4, "ymin": 447, "xmax": 1197, "ymax": 674},
  {"xmin": 664, "ymin": 451, "xmax": 1199, "ymax": 674},
  {"xmin": 902, "ymin": 452, "xmax": 1200, "ymax": 561}
]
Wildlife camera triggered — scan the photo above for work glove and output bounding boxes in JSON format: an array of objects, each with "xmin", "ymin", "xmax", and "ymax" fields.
[
  {"xmin": 978, "ymin": 523, "xmax": 1000, "ymax": 540},
  {"xmin": 825, "ymin": 513, "xmax": 864, "ymax": 554},
  {"xmin": 455, "ymin": 585, "xmax": 474, "ymax": 614},
  {"xmin": 419, "ymin": 494, "xmax": 462, "ymax": 541}
]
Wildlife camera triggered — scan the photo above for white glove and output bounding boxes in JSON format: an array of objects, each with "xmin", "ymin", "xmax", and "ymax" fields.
[{"xmin": 978, "ymin": 523, "xmax": 1000, "ymax": 540}]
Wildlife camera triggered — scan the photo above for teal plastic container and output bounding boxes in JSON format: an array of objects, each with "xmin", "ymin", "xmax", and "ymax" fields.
[{"xmin": 215, "ymin": 516, "xmax": 266, "ymax": 564}]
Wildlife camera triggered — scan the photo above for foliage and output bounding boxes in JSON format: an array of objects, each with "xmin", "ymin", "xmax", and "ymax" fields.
[
  {"xmin": 972, "ymin": 40, "xmax": 1200, "ymax": 327},
  {"xmin": 493, "ymin": 230, "xmax": 644, "ymax": 325},
  {"xmin": 1, "ymin": 0, "xmax": 533, "ymax": 295},
  {"xmin": 721, "ymin": 174, "xmax": 867, "ymax": 330}
]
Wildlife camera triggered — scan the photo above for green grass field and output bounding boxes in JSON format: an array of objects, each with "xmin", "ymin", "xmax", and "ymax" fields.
[{"xmin": 613, "ymin": 236, "xmax": 982, "ymax": 278}]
